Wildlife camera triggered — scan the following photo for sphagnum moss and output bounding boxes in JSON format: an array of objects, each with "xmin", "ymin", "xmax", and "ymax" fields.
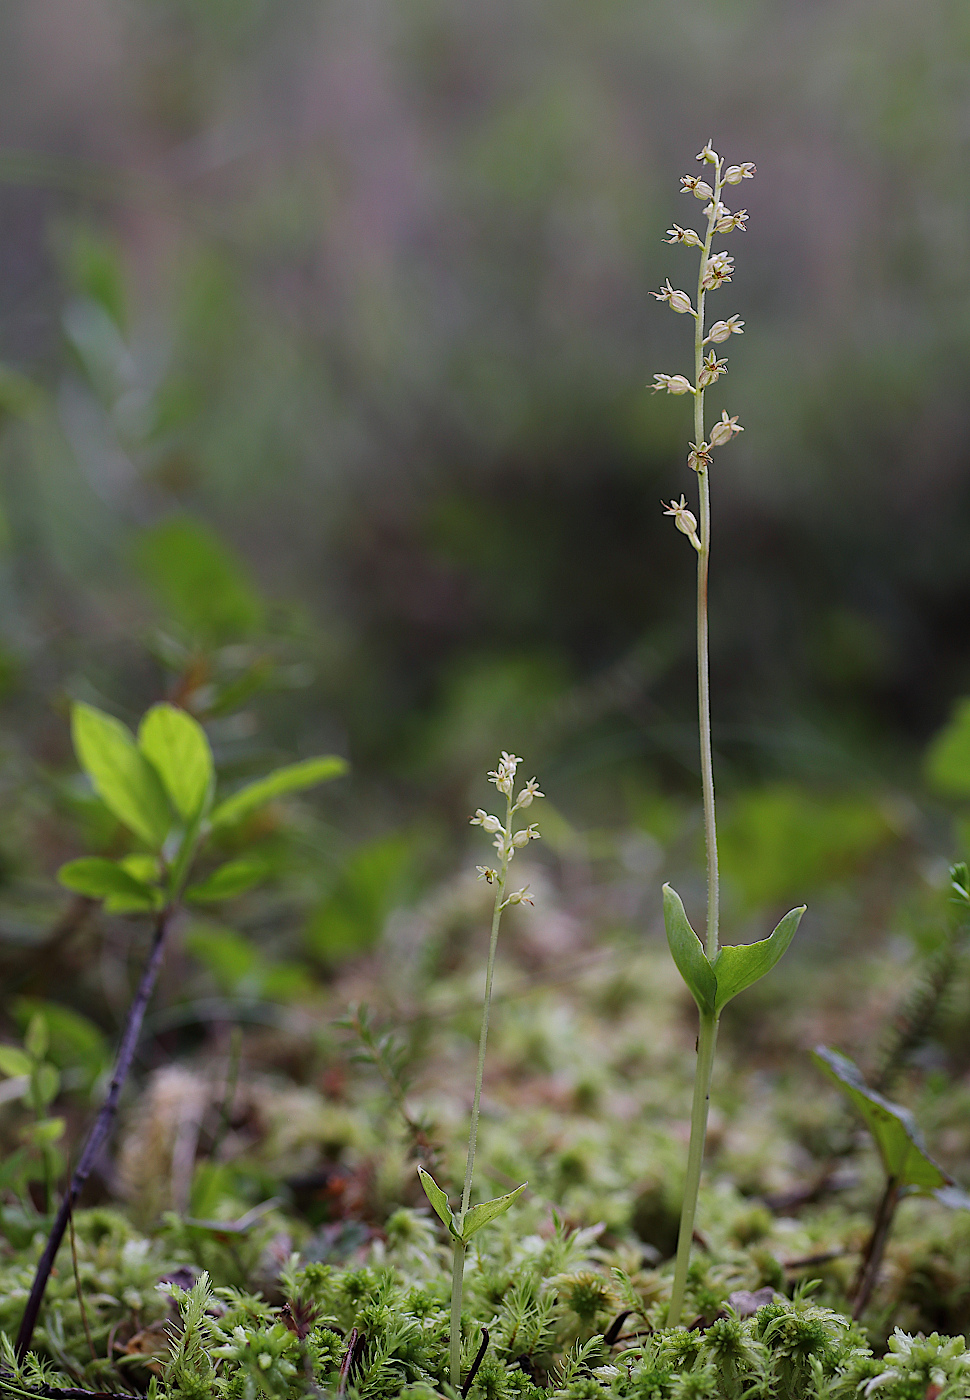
[{"xmin": 651, "ymin": 143, "xmax": 806, "ymax": 1328}]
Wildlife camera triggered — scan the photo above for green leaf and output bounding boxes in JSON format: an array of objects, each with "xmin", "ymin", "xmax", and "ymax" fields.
[
  {"xmin": 133, "ymin": 516, "xmax": 264, "ymax": 644},
  {"xmin": 210, "ymin": 756, "xmax": 347, "ymax": 829},
  {"xmin": 185, "ymin": 858, "xmax": 268, "ymax": 904},
  {"xmin": 662, "ymin": 885, "xmax": 716, "ymax": 1016},
  {"xmin": 24, "ymin": 1014, "xmax": 48, "ymax": 1061},
  {"xmin": 0, "ymin": 1046, "xmax": 32, "ymax": 1078},
  {"xmin": 460, "ymin": 1183, "xmax": 528, "ymax": 1241},
  {"xmin": 31, "ymin": 1064, "xmax": 59, "ymax": 1109},
  {"xmin": 812, "ymin": 1046, "xmax": 951, "ymax": 1191},
  {"xmin": 417, "ymin": 1167, "xmax": 459, "ymax": 1238},
  {"xmin": 138, "ymin": 703, "xmax": 213, "ymax": 821},
  {"xmin": 712, "ymin": 906, "xmax": 805, "ymax": 1013},
  {"xmin": 71, "ymin": 702, "xmax": 173, "ymax": 849},
  {"xmin": 58, "ymin": 857, "xmax": 160, "ymax": 907},
  {"xmin": 21, "ymin": 1117, "xmax": 65, "ymax": 1146},
  {"xmin": 925, "ymin": 697, "xmax": 970, "ymax": 798}
]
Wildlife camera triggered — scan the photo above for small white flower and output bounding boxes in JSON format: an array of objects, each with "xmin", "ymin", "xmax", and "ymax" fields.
[
  {"xmin": 687, "ymin": 441, "xmax": 713, "ymax": 473},
  {"xmin": 502, "ymin": 887, "xmax": 534, "ymax": 908},
  {"xmin": 701, "ymin": 251, "xmax": 734, "ymax": 290},
  {"xmin": 708, "ymin": 410, "xmax": 743, "ymax": 447},
  {"xmin": 514, "ymin": 778, "xmax": 544, "ymax": 809},
  {"xmin": 487, "ymin": 751, "xmax": 521, "ymax": 794},
  {"xmin": 665, "ymin": 223, "xmax": 702, "ymax": 248},
  {"xmin": 707, "ymin": 315, "xmax": 745, "ymax": 343},
  {"xmin": 681, "ymin": 175, "xmax": 714, "ymax": 200},
  {"xmin": 470, "ymin": 809, "xmax": 504, "ymax": 833},
  {"xmin": 650, "ymin": 373, "xmax": 695, "ymax": 396},
  {"xmin": 476, "ymin": 865, "xmax": 497, "ymax": 884},
  {"xmin": 697, "ymin": 351, "xmax": 728, "ymax": 389},
  {"xmin": 724, "ymin": 162, "xmax": 756, "ymax": 184},
  {"xmin": 696, "ymin": 140, "xmax": 719, "ymax": 165},
  {"xmin": 649, "ymin": 280, "xmax": 694, "ymax": 315},
  {"xmin": 715, "ymin": 208, "xmax": 748, "ymax": 234},
  {"xmin": 663, "ymin": 496, "xmax": 701, "ymax": 552},
  {"xmin": 511, "ymin": 824, "xmax": 541, "ymax": 848}
]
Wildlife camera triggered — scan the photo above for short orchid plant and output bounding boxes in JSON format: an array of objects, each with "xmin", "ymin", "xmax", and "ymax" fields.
[
  {"xmin": 419, "ymin": 751, "xmax": 542, "ymax": 1390},
  {"xmin": 651, "ymin": 142, "xmax": 806, "ymax": 1327}
]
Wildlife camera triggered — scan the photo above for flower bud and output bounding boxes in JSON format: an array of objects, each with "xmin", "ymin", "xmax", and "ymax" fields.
[
  {"xmin": 651, "ymin": 373, "xmax": 695, "ymax": 395},
  {"xmin": 696, "ymin": 141, "xmax": 719, "ymax": 166},
  {"xmin": 724, "ymin": 162, "xmax": 756, "ymax": 184},
  {"xmin": 471, "ymin": 809, "xmax": 504, "ymax": 833},
  {"xmin": 707, "ymin": 315, "xmax": 744, "ymax": 343},
  {"xmin": 708, "ymin": 410, "xmax": 743, "ymax": 448}
]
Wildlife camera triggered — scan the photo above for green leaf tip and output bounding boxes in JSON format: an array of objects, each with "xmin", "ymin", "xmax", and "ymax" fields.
[
  {"xmin": 138, "ymin": 703, "xmax": 213, "ymax": 822},
  {"xmin": 663, "ymin": 885, "xmax": 803, "ymax": 1017},
  {"xmin": 417, "ymin": 1166, "xmax": 459, "ymax": 1239},
  {"xmin": 71, "ymin": 702, "xmax": 173, "ymax": 850},
  {"xmin": 712, "ymin": 905, "xmax": 805, "ymax": 1013},
  {"xmin": 209, "ymin": 755, "xmax": 348, "ymax": 829},
  {"xmin": 812, "ymin": 1045, "xmax": 951, "ymax": 1192}
]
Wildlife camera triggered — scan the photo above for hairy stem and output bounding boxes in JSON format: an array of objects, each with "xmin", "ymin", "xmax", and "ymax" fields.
[
  {"xmin": 450, "ymin": 1238, "xmax": 467, "ymax": 1389},
  {"xmin": 694, "ymin": 165, "xmax": 721, "ymax": 960},
  {"xmin": 451, "ymin": 789, "xmax": 512, "ymax": 1387},
  {"xmin": 668, "ymin": 1011, "xmax": 719, "ymax": 1327},
  {"xmin": 16, "ymin": 906, "xmax": 175, "ymax": 1359}
]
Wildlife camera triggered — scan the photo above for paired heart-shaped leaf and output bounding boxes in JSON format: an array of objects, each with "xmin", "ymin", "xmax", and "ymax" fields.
[
  {"xmin": 417, "ymin": 1166, "xmax": 460, "ymax": 1239},
  {"xmin": 417, "ymin": 1167, "xmax": 527, "ymax": 1243},
  {"xmin": 662, "ymin": 885, "xmax": 802, "ymax": 1017},
  {"xmin": 712, "ymin": 905, "xmax": 804, "ymax": 1013},
  {"xmin": 812, "ymin": 1046, "xmax": 951, "ymax": 1192},
  {"xmin": 662, "ymin": 886, "xmax": 716, "ymax": 1015},
  {"xmin": 461, "ymin": 1183, "xmax": 528, "ymax": 1241},
  {"xmin": 209, "ymin": 756, "xmax": 347, "ymax": 829},
  {"xmin": 72, "ymin": 703, "xmax": 173, "ymax": 849}
]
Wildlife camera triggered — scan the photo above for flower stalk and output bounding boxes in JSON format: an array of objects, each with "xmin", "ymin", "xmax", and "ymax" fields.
[{"xmin": 419, "ymin": 754, "xmax": 541, "ymax": 1389}]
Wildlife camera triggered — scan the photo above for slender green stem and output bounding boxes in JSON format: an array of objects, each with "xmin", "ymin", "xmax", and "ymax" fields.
[
  {"xmin": 668, "ymin": 161, "xmax": 726, "ymax": 1329},
  {"xmin": 694, "ymin": 163, "xmax": 722, "ymax": 960},
  {"xmin": 450, "ymin": 1237, "xmax": 467, "ymax": 1388},
  {"xmin": 668, "ymin": 1011, "xmax": 719, "ymax": 1327},
  {"xmin": 451, "ymin": 788, "xmax": 513, "ymax": 1387}
]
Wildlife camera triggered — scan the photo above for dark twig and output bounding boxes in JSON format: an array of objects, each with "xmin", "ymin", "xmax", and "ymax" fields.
[
  {"xmin": 336, "ymin": 1329, "xmax": 363, "ymax": 1399},
  {"xmin": 603, "ymin": 1312, "xmax": 632, "ymax": 1348},
  {"xmin": 0, "ymin": 1373, "xmax": 138, "ymax": 1400},
  {"xmin": 16, "ymin": 907, "xmax": 176, "ymax": 1360},
  {"xmin": 852, "ymin": 1175, "xmax": 901, "ymax": 1319},
  {"xmin": 461, "ymin": 1327, "xmax": 489, "ymax": 1399}
]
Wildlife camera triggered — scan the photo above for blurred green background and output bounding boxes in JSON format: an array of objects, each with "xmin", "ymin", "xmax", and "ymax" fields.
[{"xmin": 0, "ymin": 0, "xmax": 968, "ymax": 962}]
